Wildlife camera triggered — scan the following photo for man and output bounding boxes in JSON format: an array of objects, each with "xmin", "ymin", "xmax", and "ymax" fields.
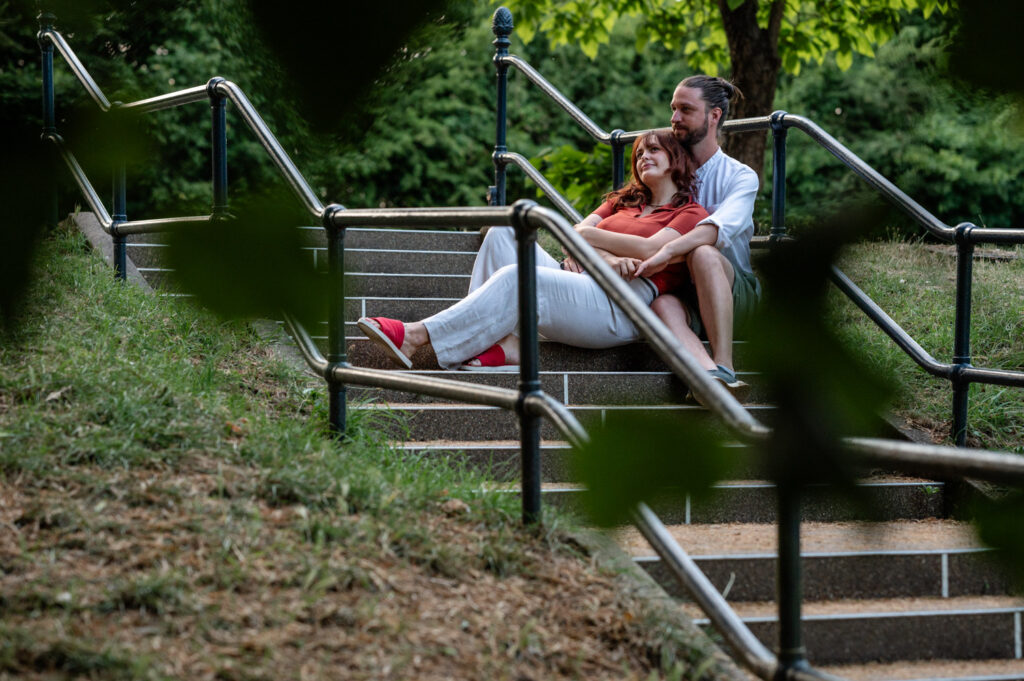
[{"xmin": 634, "ymin": 75, "xmax": 761, "ymax": 401}]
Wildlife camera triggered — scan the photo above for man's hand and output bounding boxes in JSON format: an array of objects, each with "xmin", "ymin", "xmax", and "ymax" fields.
[{"xmin": 635, "ymin": 246, "xmax": 672, "ymax": 278}]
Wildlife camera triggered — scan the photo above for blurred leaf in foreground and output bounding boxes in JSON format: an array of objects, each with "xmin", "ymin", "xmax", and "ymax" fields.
[
  {"xmin": 571, "ymin": 411, "xmax": 735, "ymax": 527},
  {"xmin": 164, "ymin": 191, "xmax": 324, "ymax": 330},
  {"xmin": 748, "ymin": 204, "xmax": 893, "ymax": 492},
  {"xmin": 971, "ymin": 491, "xmax": 1024, "ymax": 590}
]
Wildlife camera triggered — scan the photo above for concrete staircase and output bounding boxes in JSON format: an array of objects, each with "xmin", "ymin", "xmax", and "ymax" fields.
[{"xmin": 123, "ymin": 221, "xmax": 1024, "ymax": 681}]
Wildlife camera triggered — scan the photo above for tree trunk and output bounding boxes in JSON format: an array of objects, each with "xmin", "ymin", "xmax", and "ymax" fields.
[{"xmin": 716, "ymin": 0, "xmax": 783, "ymax": 188}]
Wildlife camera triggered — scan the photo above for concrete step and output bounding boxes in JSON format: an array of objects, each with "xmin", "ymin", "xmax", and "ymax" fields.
[
  {"xmin": 349, "ymin": 369, "xmax": 693, "ymax": 405},
  {"xmin": 820, "ymin": 657, "xmax": 1024, "ymax": 680},
  {"xmin": 343, "ymin": 335, "xmax": 755, "ymax": 373},
  {"xmin": 685, "ymin": 595, "xmax": 1024, "ymax": 666},
  {"xmin": 537, "ymin": 477, "xmax": 946, "ymax": 525},
  {"xmin": 351, "ymin": 401, "xmax": 771, "ymax": 442},
  {"xmin": 399, "ymin": 440, "xmax": 576, "ymax": 482},
  {"xmin": 125, "ymin": 226, "xmax": 484, "ymax": 270},
  {"xmin": 618, "ymin": 520, "xmax": 1009, "ymax": 601},
  {"xmin": 297, "ymin": 226, "xmax": 485, "ymax": 251},
  {"xmin": 345, "ymin": 273, "xmax": 470, "ymax": 298}
]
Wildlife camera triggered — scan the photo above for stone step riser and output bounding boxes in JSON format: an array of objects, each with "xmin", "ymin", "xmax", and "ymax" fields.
[
  {"xmin": 710, "ymin": 608, "xmax": 1024, "ymax": 666},
  {"xmin": 401, "ymin": 444, "xmax": 767, "ymax": 482},
  {"xmin": 138, "ymin": 269, "xmax": 473, "ymax": 299},
  {"xmin": 640, "ymin": 550, "xmax": 1009, "ymax": 602},
  {"xmin": 344, "ymin": 336, "xmax": 752, "ymax": 373},
  {"xmin": 353, "ymin": 403, "xmax": 765, "ymax": 442},
  {"xmin": 301, "ymin": 227, "xmax": 485, "ymax": 252},
  {"xmin": 125, "ymin": 227, "xmax": 485, "ymax": 252},
  {"xmin": 350, "ymin": 371, "xmax": 694, "ymax": 406},
  {"xmin": 540, "ymin": 482, "xmax": 945, "ymax": 525},
  {"xmin": 127, "ymin": 246, "xmax": 479, "ymax": 275}
]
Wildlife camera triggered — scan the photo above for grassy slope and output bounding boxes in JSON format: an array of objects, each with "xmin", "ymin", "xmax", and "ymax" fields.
[
  {"xmin": 830, "ymin": 241, "xmax": 1024, "ymax": 451},
  {"xmin": 0, "ymin": 226, "xmax": 725, "ymax": 680}
]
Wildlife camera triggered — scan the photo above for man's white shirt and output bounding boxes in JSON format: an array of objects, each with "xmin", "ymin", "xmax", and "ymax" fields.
[{"xmin": 693, "ymin": 148, "xmax": 758, "ymax": 279}]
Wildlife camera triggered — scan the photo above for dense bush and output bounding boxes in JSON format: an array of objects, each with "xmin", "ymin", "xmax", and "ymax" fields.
[
  {"xmin": 773, "ymin": 14, "xmax": 1024, "ymax": 237},
  {"xmin": 2, "ymin": 1, "xmax": 1021, "ymax": 235}
]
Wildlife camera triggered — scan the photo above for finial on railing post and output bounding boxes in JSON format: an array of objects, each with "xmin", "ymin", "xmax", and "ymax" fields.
[
  {"xmin": 38, "ymin": 9, "xmax": 57, "ymax": 230},
  {"xmin": 492, "ymin": 7, "xmax": 513, "ymax": 206},
  {"xmin": 769, "ymin": 110, "xmax": 788, "ymax": 242},
  {"xmin": 492, "ymin": 7, "xmax": 513, "ymax": 48}
]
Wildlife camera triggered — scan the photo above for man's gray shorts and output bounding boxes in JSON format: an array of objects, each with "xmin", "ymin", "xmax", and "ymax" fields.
[{"xmin": 681, "ymin": 266, "xmax": 761, "ymax": 339}]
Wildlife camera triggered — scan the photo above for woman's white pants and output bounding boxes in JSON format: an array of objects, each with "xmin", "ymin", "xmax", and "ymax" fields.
[{"xmin": 422, "ymin": 226, "xmax": 655, "ymax": 368}]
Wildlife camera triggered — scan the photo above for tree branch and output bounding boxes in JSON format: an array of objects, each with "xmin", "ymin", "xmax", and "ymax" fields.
[{"xmin": 767, "ymin": 0, "xmax": 785, "ymax": 54}]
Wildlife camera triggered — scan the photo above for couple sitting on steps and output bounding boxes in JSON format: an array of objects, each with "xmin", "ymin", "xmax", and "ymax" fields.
[{"xmin": 358, "ymin": 75, "xmax": 761, "ymax": 402}]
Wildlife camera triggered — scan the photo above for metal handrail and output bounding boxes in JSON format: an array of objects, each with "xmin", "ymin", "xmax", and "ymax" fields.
[
  {"xmin": 326, "ymin": 204, "xmax": 770, "ymax": 439},
  {"xmin": 40, "ymin": 28, "xmax": 110, "ymax": 111},
  {"xmin": 498, "ymin": 55, "xmax": 651, "ymax": 145},
  {"xmin": 496, "ymin": 43, "xmax": 1024, "ymax": 439},
  {"xmin": 495, "ymin": 151, "xmax": 583, "ymax": 223},
  {"xmin": 39, "ymin": 12, "xmax": 1024, "ymax": 679},
  {"xmin": 213, "ymin": 80, "xmax": 325, "ymax": 218},
  {"xmin": 487, "ymin": 11, "xmax": 1024, "ymax": 680},
  {"xmin": 45, "ymin": 131, "xmax": 113, "ymax": 227},
  {"xmin": 121, "ymin": 84, "xmax": 209, "ymax": 113},
  {"xmin": 284, "ymin": 312, "xmax": 588, "ymax": 448},
  {"xmin": 39, "ymin": 28, "xmax": 325, "ymax": 228}
]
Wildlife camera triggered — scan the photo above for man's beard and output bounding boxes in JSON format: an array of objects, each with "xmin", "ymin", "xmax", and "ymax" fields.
[{"xmin": 673, "ymin": 113, "xmax": 709, "ymax": 148}]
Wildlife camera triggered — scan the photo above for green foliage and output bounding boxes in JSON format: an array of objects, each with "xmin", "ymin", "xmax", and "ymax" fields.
[
  {"xmin": 774, "ymin": 15, "xmax": 1024, "ymax": 235},
  {"xmin": 501, "ymin": 0, "xmax": 951, "ymax": 77},
  {"xmin": 529, "ymin": 143, "xmax": 611, "ymax": 216},
  {"xmin": 829, "ymin": 240, "xmax": 1024, "ymax": 450},
  {"xmin": 164, "ymin": 193, "xmax": 324, "ymax": 329},
  {"xmin": 971, "ymin": 491, "xmax": 1024, "ymax": 589}
]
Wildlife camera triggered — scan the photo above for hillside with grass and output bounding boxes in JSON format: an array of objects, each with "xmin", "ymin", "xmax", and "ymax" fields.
[
  {"xmin": 831, "ymin": 241, "xmax": 1024, "ymax": 452},
  {"xmin": 0, "ymin": 224, "xmax": 743, "ymax": 680}
]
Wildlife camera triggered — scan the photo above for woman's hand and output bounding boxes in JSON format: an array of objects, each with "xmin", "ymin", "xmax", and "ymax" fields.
[
  {"xmin": 603, "ymin": 253, "xmax": 642, "ymax": 280},
  {"xmin": 635, "ymin": 246, "xmax": 672, "ymax": 278},
  {"xmin": 561, "ymin": 255, "xmax": 584, "ymax": 273}
]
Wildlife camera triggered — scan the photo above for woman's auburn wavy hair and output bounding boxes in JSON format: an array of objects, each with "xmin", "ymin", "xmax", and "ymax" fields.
[{"xmin": 604, "ymin": 129, "xmax": 697, "ymax": 210}]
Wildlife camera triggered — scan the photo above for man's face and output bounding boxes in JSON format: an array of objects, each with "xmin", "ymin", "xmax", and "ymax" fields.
[{"xmin": 670, "ymin": 85, "xmax": 710, "ymax": 148}]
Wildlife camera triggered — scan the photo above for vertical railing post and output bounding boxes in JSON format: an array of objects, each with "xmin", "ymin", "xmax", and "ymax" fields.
[
  {"xmin": 208, "ymin": 78, "xmax": 229, "ymax": 218},
  {"xmin": 492, "ymin": 7, "xmax": 513, "ymax": 207},
  {"xmin": 776, "ymin": 482, "xmax": 809, "ymax": 675},
  {"xmin": 769, "ymin": 111, "xmax": 788, "ymax": 241},
  {"xmin": 111, "ymin": 105, "xmax": 127, "ymax": 281},
  {"xmin": 38, "ymin": 11, "xmax": 58, "ymax": 231},
  {"xmin": 610, "ymin": 130, "xmax": 625, "ymax": 190},
  {"xmin": 323, "ymin": 204, "xmax": 348, "ymax": 438},
  {"xmin": 951, "ymin": 224, "xmax": 975, "ymax": 447},
  {"xmin": 512, "ymin": 200, "xmax": 541, "ymax": 525}
]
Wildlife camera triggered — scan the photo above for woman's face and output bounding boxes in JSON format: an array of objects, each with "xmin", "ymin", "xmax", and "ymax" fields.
[{"xmin": 635, "ymin": 137, "xmax": 671, "ymax": 185}]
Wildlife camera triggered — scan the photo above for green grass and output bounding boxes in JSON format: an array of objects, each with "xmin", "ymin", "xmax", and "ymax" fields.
[
  {"xmin": 0, "ymin": 223, "xmax": 715, "ymax": 680},
  {"xmin": 0, "ymin": 222, "xmax": 503, "ymax": 515},
  {"xmin": 830, "ymin": 240, "xmax": 1024, "ymax": 451}
]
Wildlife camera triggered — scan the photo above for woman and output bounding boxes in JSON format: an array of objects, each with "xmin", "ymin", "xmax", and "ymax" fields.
[{"xmin": 358, "ymin": 129, "xmax": 709, "ymax": 371}]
